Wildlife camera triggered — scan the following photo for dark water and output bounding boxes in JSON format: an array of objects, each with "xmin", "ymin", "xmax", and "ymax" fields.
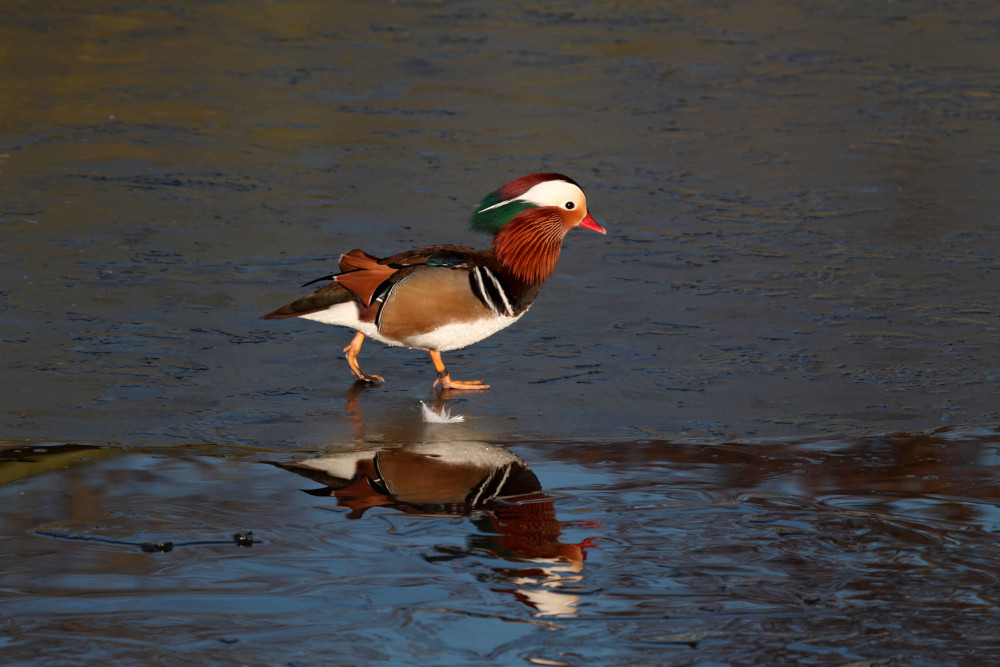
[
  {"xmin": 2, "ymin": 0, "xmax": 998, "ymax": 664},
  {"xmin": 5, "ymin": 426, "xmax": 1000, "ymax": 664}
]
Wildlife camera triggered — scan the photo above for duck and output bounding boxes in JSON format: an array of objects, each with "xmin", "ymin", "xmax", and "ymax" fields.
[{"xmin": 261, "ymin": 172, "xmax": 606, "ymax": 390}]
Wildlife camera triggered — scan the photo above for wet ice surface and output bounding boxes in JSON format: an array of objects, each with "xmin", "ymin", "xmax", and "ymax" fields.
[
  {"xmin": 1, "ymin": 0, "xmax": 999, "ymax": 664},
  {"xmin": 4, "ymin": 426, "xmax": 1000, "ymax": 665}
]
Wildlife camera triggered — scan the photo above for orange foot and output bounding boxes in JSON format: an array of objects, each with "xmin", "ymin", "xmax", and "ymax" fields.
[
  {"xmin": 434, "ymin": 375, "xmax": 490, "ymax": 392},
  {"xmin": 428, "ymin": 349, "xmax": 489, "ymax": 392},
  {"xmin": 343, "ymin": 332, "xmax": 385, "ymax": 385}
]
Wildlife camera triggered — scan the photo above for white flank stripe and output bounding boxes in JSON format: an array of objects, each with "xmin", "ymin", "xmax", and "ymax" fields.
[
  {"xmin": 480, "ymin": 267, "xmax": 513, "ymax": 316},
  {"xmin": 495, "ymin": 465, "xmax": 512, "ymax": 498},
  {"xmin": 472, "ymin": 267, "xmax": 498, "ymax": 315},
  {"xmin": 470, "ymin": 464, "xmax": 513, "ymax": 505},
  {"xmin": 468, "ymin": 468, "xmax": 496, "ymax": 506}
]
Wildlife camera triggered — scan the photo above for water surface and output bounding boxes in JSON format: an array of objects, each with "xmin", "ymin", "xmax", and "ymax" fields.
[
  {"xmin": 1, "ymin": 0, "xmax": 998, "ymax": 664},
  {"xmin": 4, "ymin": 426, "xmax": 1000, "ymax": 664}
]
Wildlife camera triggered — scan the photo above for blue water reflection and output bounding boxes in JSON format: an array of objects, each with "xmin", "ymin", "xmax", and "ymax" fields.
[
  {"xmin": 274, "ymin": 437, "xmax": 597, "ymax": 618},
  {"xmin": 3, "ymin": 424, "xmax": 1000, "ymax": 663}
]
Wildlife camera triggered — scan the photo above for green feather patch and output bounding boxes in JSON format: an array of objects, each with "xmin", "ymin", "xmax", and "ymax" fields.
[{"xmin": 469, "ymin": 198, "xmax": 535, "ymax": 235}]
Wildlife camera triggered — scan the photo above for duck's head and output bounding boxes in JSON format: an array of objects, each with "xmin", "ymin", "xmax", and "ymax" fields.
[
  {"xmin": 469, "ymin": 172, "xmax": 606, "ymax": 237},
  {"xmin": 469, "ymin": 173, "xmax": 606, "ymax": 285}
]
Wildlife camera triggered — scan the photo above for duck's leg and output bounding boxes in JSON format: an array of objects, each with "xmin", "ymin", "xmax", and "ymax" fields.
[
  {"xmin": 343, "ymin": 332, "xmax": 385, "ymax": 384},
  {"xmin": 429, "ymin": 349, "xmax": 489, "ymax": 391}
]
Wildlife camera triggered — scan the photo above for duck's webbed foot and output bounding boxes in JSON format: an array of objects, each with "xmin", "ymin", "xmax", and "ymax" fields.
[
  {"xmin": 343, "ymin": 332, "xmax": 385, "ymax": 384},
  {"xmin": 429, "ymin": 350, "xmax": 489, "ymax": 392}
]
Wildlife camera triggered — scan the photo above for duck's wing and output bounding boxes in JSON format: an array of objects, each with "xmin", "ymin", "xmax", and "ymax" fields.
[{"xmin": 260, "ymin": 245, "xmax": 487, "ymax": 320}]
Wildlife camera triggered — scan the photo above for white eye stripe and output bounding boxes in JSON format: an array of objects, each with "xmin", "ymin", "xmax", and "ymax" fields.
[
  {"xmin": 477, "ymin": 199, "xmax": 516, "ymax": 214},
  {"xmin": 518, "ymin": 180, "xmax": 585, "ymax": 208},
  {"xmin": 477, "ymin": 180, "xmax": 585, "ymax": 214}
]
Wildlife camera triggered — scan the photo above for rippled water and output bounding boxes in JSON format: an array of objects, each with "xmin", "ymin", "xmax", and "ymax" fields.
[
  {"xmin": 2, "ymin": 0, "xmax": 998, "ymax": 664},
  {"xmin": 4, "ymin": 426, "xmax": 1000, "ymax": 664}
]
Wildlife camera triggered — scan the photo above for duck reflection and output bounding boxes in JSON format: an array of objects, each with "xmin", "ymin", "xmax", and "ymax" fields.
[
  {"xmin": 274, "ymin": 434, "xmax": 596, "ymax": 617},
  {"xmin": 273, "ymin": 441, "xmax": 542, "ymax": 518}
]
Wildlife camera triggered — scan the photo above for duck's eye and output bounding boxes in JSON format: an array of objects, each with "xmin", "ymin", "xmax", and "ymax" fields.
[{"xmin": 565, "ymin": 201, "xmax": 575, "ymax": 210}]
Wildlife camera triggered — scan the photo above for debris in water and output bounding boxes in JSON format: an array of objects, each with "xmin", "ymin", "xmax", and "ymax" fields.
[{"xmin": 420, "ymin": 400, "xmax": 465, "ymax": 423}]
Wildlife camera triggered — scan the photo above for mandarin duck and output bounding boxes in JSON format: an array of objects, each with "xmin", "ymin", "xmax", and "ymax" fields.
[{"xmin": 261, "ymin": 173, "xmax": 606, "ymax": 390}]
